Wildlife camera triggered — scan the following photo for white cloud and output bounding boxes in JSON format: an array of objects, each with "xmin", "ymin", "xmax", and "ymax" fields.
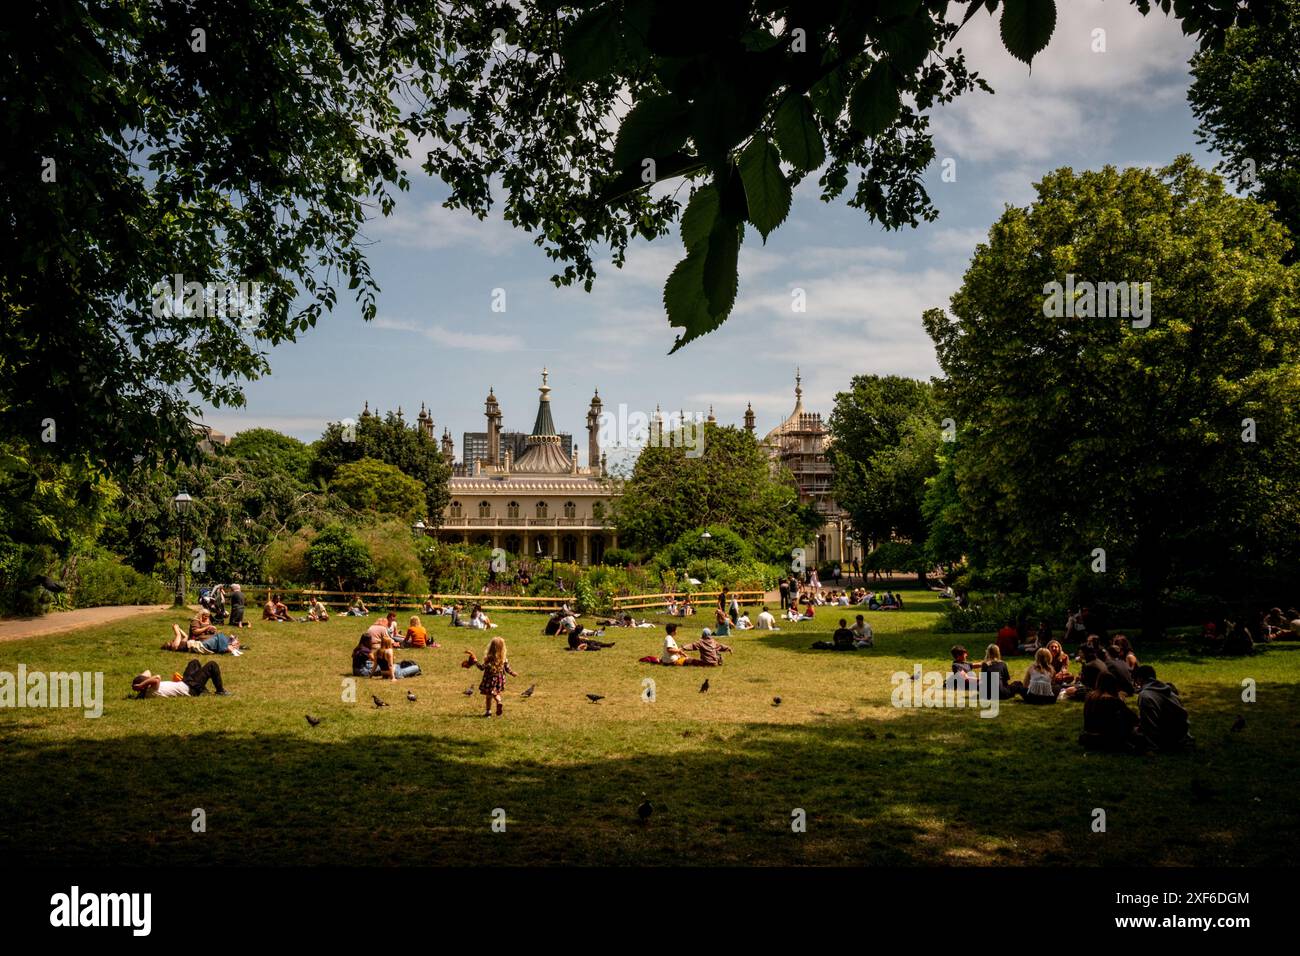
[
  {"xmin": 367, "ymin": 200, "xmax": 525, "ymax": 253},
  {"xmin": 372, "ymin": 316, "xmax": 526, "ymax": 352}
]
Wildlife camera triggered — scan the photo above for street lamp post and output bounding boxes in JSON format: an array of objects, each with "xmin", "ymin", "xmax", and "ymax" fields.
[
  {"xmin": 172, "ymin": 489, "xmax": 193, "ymax": 607},
  {"xmin": 700, "ymin": 531, "xmax": 712, "ymax": 583}
]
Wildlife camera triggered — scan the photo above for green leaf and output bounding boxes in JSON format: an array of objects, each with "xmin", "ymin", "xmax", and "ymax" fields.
[
  {"xmin": 773, "ymin": 95, "xmax": 826, "ymax": 172},
  {"xmin": 809, "ymin": 67, "xmax": 847, "ymax": 123},
  {"xmin": 701, "ymin": 220, "xmax": 741, "ymax": 317},
  {"xmin": 876, "ymin": 15, "xmax": 934, "ymax": 74},
  {"xmin": 680, "ymin": 185, "xmax": 720, "ymax": 249},
  {"xmin": 613, "ymin": 95, "xmax": 690, "ymax": 170},
  {"xmin": 738, "ymin": 138, "xmax": 791, "ymax": 241},
  {"xmin": 563, "ymin": 4, "xmax": 624, "ymax": 83},
  {"xmin": 849, "ymin": 63, "xmax": 900, "ymax": 137},
  {"xmin": 664, "ymin": 250, "xmax": 715, "ymax": 352},
  {"xmin": 1000, "ymin": 0, "xmax": 1056, "ymax": 65}
]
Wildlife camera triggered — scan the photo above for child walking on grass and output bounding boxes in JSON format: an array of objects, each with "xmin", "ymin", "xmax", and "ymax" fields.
[{"xmin": 464, "ymin": 636, "xmax": 519, "ymax": 717}]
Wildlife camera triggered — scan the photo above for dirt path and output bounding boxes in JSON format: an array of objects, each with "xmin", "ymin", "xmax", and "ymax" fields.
[{"xmin": 0, "ymin": 604, "xmax": 174, "ymax": 643}]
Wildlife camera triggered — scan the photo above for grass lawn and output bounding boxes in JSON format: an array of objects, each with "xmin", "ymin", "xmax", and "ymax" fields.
[{"xmin": 1, "ymin": 586, "xmax": 1296, "ymax": 866}]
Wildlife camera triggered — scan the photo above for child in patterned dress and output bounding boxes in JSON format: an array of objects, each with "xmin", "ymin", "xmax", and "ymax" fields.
[{"xmin": 465, "ymin": 636, "xmax": 519, "ymax": 717}]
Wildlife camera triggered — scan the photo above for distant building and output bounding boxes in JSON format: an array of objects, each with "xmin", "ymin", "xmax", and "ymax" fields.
[
  {"xmin": 758, "ymin": 371, "xmax": 858, "ymax": 568},
  {"xmin": 430, "ymin": 371, "xmax": 617, "ymax": 565},
  {"xmin": 462, "ymin": 429, "xmax": 572, "ymax": 471}
]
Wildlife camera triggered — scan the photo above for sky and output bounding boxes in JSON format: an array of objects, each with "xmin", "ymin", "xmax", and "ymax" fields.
[{"xmin": 201, "ymin": 0, "xmax": 1220, "ymax": 466}]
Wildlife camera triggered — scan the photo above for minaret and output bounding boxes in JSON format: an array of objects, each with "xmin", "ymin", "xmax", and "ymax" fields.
[
  {"xmin": 654, "ymin": 404, "xmax": 664, "ymax": 446},
  {"xmin": 793, "ymin": 367, "xmax": 804, "ymax": 416},
  {"xmin": 440, "ymin": 427, "xmax": 454, "ymax": 463},
  {"xmin": 707, "ymin": 405, "xmax": 716, "ymax": 425},
  {"xmin": 743, "ymin": 402, "xmax": 755, "ymax": 435},
  {"xmin": 417, "ymin": 402, "xmax": 433, "ymax": 439},
  {"xmin": 361, "ymin": 400, "xmax": 371, "ymax": 419},
  {"xmin": 484, "ymin": 386, "xmax": 502, "ymax": 466},
  {"xmin": 586, "ymin": 388, "xmax": 602, "ymax": 470}
]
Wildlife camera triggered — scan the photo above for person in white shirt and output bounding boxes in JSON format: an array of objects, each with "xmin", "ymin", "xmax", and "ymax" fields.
[
  {"xmin": 756, "ymin": 607, "xmax": 779, "ymax": 630},
  {"xmin": 784, "ymin": 605, "xmax": 802, "ymax": 622},
  {"xmin": 661, "ymin": 624, "xmax": 689, "ymax": 665},
  {"xmin": 735, "ymin": 613, "xmax": 752, "ymax": 630},
  {"xmin": 850, "ymin": 614, "xmax": 874, "ymax": 648}
]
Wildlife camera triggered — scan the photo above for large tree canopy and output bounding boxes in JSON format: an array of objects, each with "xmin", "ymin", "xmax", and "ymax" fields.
[
  {"xmin": 613, "ymin": 424, "xmax": 819, "ymax": 563},
  {"xmin": 1, "ymin": 0, "xmax": 1272, "ymax": 485},
  {"xmin": 828, "ymin": 374, "xmax": 940, "ymax": 548},
  {"xmin": 1188, "ymin": 0, "xmax": 1300, "ymax": 261},
  {"xmin": 923, "ymin": 157, "xmax": 1300, "ymax": 635}
]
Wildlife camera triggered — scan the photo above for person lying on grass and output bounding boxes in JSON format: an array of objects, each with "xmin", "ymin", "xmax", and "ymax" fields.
[
  {"xmin": 679, "ymin": 628, "xmax": 732, "ymax": 666},
  {"xmin": 162, "ymin": 623, "xmax": 242, "ymax": 655},
  {"xmin": 566, "ymin": 626, "xmax": 615, "ymax": 651},
  {"xmin": 132, "ymin": 660, "xmax": 232, "ymax": 698},
  {"xmin": 463, "ymin": 637, "xmax": 519, "ymax": 717}
]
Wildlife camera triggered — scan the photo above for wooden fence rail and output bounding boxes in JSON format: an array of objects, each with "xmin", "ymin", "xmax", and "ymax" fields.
[{"xmin": 237, "ymin": 587, "xmax": 769, "ymax": 615}]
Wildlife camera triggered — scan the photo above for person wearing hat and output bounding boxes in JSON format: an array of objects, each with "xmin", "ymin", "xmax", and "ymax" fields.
[
  {"xmin": 680, "ymin": 627, "xmax": 732, "ymax": 667},
  {"xmin": 132, "ymin": 659, "xmax": 232, "ymax": 698}
]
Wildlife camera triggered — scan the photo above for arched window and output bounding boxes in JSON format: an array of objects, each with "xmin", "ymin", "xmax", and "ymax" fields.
[
  {"xmin": 535, "ymin": 501, "xmax": 548, "ymax": 519},
  {"xmin": 564, "ymin": 501, "xmax": 576, "ymax": 519},
  {"xmin": 478, "ymin": 500, "xmax": 491, "ymax": 518},
  {"xmin": 507, "ymin": 501, "xmax": 519, "ymax": 519},
  {"xmin": 449, "ymin": 500, "xmax": 462, "ymax": 518}
]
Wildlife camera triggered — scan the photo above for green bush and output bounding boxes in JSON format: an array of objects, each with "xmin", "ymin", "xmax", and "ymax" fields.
[{"xmin": 68, "ymin": 554, "xmax": 169, "ymax": 608}]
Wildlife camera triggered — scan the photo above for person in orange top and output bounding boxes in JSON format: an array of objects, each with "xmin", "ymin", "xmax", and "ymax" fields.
[{"xmin": 404, "ymin": 614, "xmax": 438, "ymax": 648}]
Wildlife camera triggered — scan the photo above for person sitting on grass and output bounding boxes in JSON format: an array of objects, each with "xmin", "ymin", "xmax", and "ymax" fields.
[
  {"xmin": 681, "ymin": 598, "xmax": 695, "ymax": 617},
  {"xmin": 374, "ymin": 634, "xmax": 421, "ymax": 680},
  {"xmin": 755, "ymin": 606, "xmax": 778, "ymax": 630},
  {"xmin": 811, "ymin": 618, "xmax": 859, "ymax": 651},
  {"xmin": 801, "ymin": 600, "xmax": 816, "ymax": 619},
  {"xmin": 352, "ymin": 622, "xmax": 389, "ymax": 676},
  {"xmin": 346, "ymin": 596, "xmax": 369, "ymax": 617},
  {"xmin": 866, "ymin": 592, "xmax": 881, "ymax": 611},
  {"xmin": 994, "ymin": 619, "xmax": 1018, "ymax": 657},
  {"xmin": 464, "ymin": 636, "xmax": 519, "ymax": 718},
  {"xmin": 306, "ymin": 598, "xmax": 330, "ymax": 622},
  {"xmin": 735, "ymin": 611, "xmax": 753, "ymax": 630},
  {"xmin": 1018, "ymin": 648, "xmax": 1057, "ymax": 704},
  {"xmin": 712, "ymin": 608, "xmax": 732, "ymax": 637},
  {"xmin": 132, "ymin": 660, "xmax": 232, "ymax": 698},
  {"xmin": 850, "ymin": 614, "xmax": 873, "ymax": 648},
  {"xmin": 1078, "ymin": 673, "xmax": 1148, "ymax": 753},
  {"xmin": 468, "ymin": 604, "xmax": 497, "ymax": 629},
  {"xmin": 1133, "ymin": 665, "xmax": 1193, "ymax": 752},
  {"xmin": 1100, "ymin": 645, "xmax": 1135, "ymax": 695},
  {"xmin": 665, "ymin": 596, "xmax": 679, "ymax": 616},
  {"xmin": 1110, "ymin": 634, "xmax": 1137, "ymax": 669},
  {"xmin": 660, "ymin": 625, "xmax": 691, "ymax": 665},
  {"xmin": 946, "ymin": 644, "xmax": 979, "ymax": 688},
  {"xmin": 404, "ymin": 614, "xmax": 439, "ymax": 649},
  {"xmin": 1046, "ymin": 640, "xmax": 1074, "ymax": 690},
  {"xmin": 680, "ymin": 627, "xmax": 733, "ymax": 666},
  {"xmin": 975, "ymin": 644, "xmax": 1015, "ymax": 699}
]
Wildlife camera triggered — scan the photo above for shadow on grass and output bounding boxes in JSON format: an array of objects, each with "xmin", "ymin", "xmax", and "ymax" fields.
[{"xmin": 2, "ymin": 680, "xmax": 1295, "ymax": 867}]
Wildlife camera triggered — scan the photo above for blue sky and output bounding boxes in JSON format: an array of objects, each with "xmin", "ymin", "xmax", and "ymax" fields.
[{"xmin": 202, "ymin": 0, "xmax": 1220, "ymax": 465}]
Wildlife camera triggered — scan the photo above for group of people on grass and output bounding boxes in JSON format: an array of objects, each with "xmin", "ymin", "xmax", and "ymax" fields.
[
  {"xmin": 945, "ymin": 633, "xmax": 1193, "ymax": 754},
  {"xmin": 197, "ymin": 583, "xmax": 248, "ymax": 628}
]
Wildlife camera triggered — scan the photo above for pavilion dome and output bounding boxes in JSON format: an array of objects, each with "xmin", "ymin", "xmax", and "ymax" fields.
[{"xmin": 512, "ymin": 368, "xmax": 574, "ymax": 474}]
